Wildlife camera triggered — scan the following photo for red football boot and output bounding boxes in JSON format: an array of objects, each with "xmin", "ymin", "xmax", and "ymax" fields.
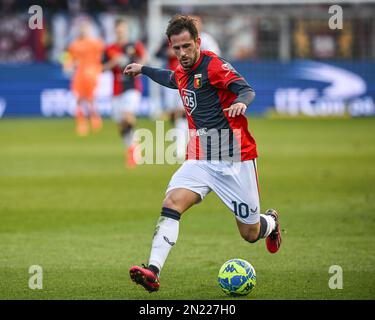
[
  {"xmin": 129, "ymin": 265, "xmax": 160, "ymax": 292},
  {"xmin": 265, "ymin": 209, "xmax": 282, "ymax": 254}
]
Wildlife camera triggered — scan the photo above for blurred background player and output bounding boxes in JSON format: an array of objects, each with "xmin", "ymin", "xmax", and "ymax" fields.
[
  {"xmin": 156, "ymin": 15, "xmax": 221, "ymax": 161},
  {"xmin": 192, "ymin": 15, "xmax": 221, "ymax": 55},
  {"xmin": 156, "ymin": 38, "xmax": 187, "ymax": 160},
  {"xmin": 63, "ymin": 19, "xmax": 104, "ymax": 136},
  {"xmin": 103, "ymin": 18, "xmax": 147, "ymax": 168}
]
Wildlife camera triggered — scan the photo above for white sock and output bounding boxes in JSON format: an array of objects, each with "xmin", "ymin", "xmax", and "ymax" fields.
[
  {"xmin": 259, "ymin": 214, "xmax": 276, "ymax": 238},
  {"xmin": 148, "ymin": 209, "xmax": 180, "ymax": 275}
]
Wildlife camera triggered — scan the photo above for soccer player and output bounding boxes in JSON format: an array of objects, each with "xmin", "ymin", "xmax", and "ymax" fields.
[
  {"xmin": 156, "ymin": 38, "xmax": 187, "ymax": 160},
  {"xmin": 192, "ymin": 15, "xmax": 221, "ymax": 55},
  {"xmin": 156, "ymin": 15, "xmax": 222, "ymax": 161},
  {"xmin": 103, "ymin": 18, "xmax": 147, "ymax": 168},
  {"xmin": 125, "ymin": 15, "xmax": 281, "ymax": 292},
  {"xmin": 64, "ymin": 21, "xmax": 104, "ymax": 136}
]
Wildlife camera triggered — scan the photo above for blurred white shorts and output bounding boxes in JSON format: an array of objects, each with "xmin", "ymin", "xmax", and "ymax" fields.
[
  {"xmin": 112, "ymin": 89, "xmax": 142, "ymax": 122},
  {"xmin": 166, "ymin": 159, "xmax": 260, "ymax": 224},
  {"xmin": 163, "ymin": 87, "xmax": 184, "ymax": 112}
]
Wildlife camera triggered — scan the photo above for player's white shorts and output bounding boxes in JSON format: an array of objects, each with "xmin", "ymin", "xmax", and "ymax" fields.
[
  {"xmin": 111, "ymin": 89, "xmax": 142, "ymax": 122},
  {"xmin": 163, "ymin": 87, "xmax": 184, "ymax": 112},
  {"xmin": 166, "ymin": 160, "xmax": 260, "ymax": 225}
]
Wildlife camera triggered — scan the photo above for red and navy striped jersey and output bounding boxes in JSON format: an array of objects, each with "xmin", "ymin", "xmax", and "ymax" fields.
[
  {"xmin": 171, "ymin": 50, "xmax": 258, "ymax": 161},
  {"xmin": 104, "ymin": 41, "xmax": 145, "ymax": 95}
]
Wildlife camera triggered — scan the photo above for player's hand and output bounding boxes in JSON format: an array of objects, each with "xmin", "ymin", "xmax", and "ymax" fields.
[
  {"xmin": 223, "ymin": 103, "xmax": 247, "ymax": 117},
  {"xmin": 123, "ymin": 63, "xmax": 143, "ymax": 77}
]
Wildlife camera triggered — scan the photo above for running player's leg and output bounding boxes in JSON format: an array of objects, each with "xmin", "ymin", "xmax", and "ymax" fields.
[
  {"xmin": 148, "ymin": 188, "xmax": 200, "ymax": 271},
  {"xmin": 236, "ymin": 214, "xmax": 276, "ymax": 243},
  {"xmin": 120, "ymin": 111, "xmax": 138, "ymax": 167},
  {"xmin": 236, "ymin": 209, "xmax": 281, "ymax": 253},
  {"xmin": 72, "ymin": 76, "xmax": 89, "ymax": 136},
  {"xmin": 130, "ymin": 161, "xmax": 211, "ymax": 292},
  {"xmin": 148, "ymin": 162, "xmax": 211, "ymax": 273},
  {"xmin": 129, "ymin": 188, "xmax": 199, "ymax": 292},
  {"xmin": 79, "ymin": 72, "xmax": 101, "ymax": 132},
  {"xmin": 113, "ymin": 90, "xmax": 141, "ymax": 167},
  {"xmin": 119, "ymin": 111, "xmax": 136, "ymax": 145},
  {"xmin": 87, "ymin": 98, "xmax": 103, "ymax": 133},
  {"xmin": 164, "ymin": 87, "xmax": 187, "ymax": 160},
  {"xmin": 241, "ymin": 160, "xmax": 281, "ymax": 251},
  {"xmin": 211, "ymin": 160, "xmax": 281, "ymax": 251},
  {"xmin": 75, "ymin": 97, "xmax": 89, "ymax": 136}
]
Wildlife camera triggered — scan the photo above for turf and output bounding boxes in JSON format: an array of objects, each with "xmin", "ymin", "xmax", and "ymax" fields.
[{"xmin": 0, "ymin": 117, "xmax": 374, "ymax": 299}]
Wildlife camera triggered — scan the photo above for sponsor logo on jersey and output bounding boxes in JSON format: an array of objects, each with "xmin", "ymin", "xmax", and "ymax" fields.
[{"xmin": 181, "ymin": 89, "xmax": 197, "ymax": 115}]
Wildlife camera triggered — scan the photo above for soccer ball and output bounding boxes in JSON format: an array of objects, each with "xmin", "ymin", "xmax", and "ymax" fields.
[{"xmin": 217, "ymin": 258, "xmax": 256, "ymax": 296}]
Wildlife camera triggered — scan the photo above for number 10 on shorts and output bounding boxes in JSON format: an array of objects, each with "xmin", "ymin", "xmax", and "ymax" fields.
[{"xmin": 231, "ymin": 201, "xmax": 250, "ymax": 219}]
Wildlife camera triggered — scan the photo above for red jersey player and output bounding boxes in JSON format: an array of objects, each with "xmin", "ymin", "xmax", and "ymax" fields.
[
  {"xmin": 103, "ymin": 18, "xmax": 147, "ymax": 168},
  {"xmin": 156, "ymin": 38, "xmax": 187, "ymax": 160},
  {"xmin": 125, "ymin": 15, "xmax": 282, "ymax": 292},
  {"xmin": 156, "ymin": 16, "xmax": 222, "ymax": 161}
]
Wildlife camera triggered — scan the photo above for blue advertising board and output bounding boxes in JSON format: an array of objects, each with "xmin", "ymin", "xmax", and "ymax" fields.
[
  {"xmin": 233, "ymin": 60, "xmax": 375, "ymax": 117},
  {"xmin": 0, "ymin": 60, "xmax": 374, "ymax": 118}
]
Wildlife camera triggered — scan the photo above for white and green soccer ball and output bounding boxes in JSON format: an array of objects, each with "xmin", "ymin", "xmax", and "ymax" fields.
[{"xmin": 218, "ymin": 258, "xmax": 256, "ymax": 296}]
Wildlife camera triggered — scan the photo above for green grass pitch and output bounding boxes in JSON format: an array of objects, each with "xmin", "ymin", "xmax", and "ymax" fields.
[{"xmin": 0, "ymin": 117, "xmax": 374, "ymax": 299}]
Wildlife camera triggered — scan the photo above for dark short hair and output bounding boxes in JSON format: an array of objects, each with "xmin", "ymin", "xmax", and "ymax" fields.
[
  {"xmin": 166, "ymin": 15, "xmax": 198, "ymax": 41},
  {"xmin": 115, "ymin": 18, "xmax": 127, "ymax": 27}
]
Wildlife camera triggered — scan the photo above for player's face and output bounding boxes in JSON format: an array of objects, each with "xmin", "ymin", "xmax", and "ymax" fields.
[
  {"xmin": 170, "ymin": 30, "xmax": 201, "ymax": 70},
  {"xmin": 79, "ymin": 22, "xmax": 92, "ymax": 38},
  {"xmin": 116, "ymin": 22, "xmax": 128, "ymax": 42}
]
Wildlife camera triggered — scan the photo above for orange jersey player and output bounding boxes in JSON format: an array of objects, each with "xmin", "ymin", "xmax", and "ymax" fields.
[{"xmin": 65, "ymin": 22, "xmax": 104, "ymax": 136}]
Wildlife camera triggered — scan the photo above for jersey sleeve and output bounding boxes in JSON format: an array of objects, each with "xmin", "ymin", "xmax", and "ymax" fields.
[
  {"xmin": 228, "ymin": 81, "xmax": 255, "ymax": 106},
  {"xmin": 207, "ymin": 57, "xmax": 244, "ymax": 90},
  {"xmin": 141, "ymin": 66, "xmax": 178, "ymax": 89},
  {"xmin": 102, "ymin": 45, "xmax": 116, "ymax": 64}
]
